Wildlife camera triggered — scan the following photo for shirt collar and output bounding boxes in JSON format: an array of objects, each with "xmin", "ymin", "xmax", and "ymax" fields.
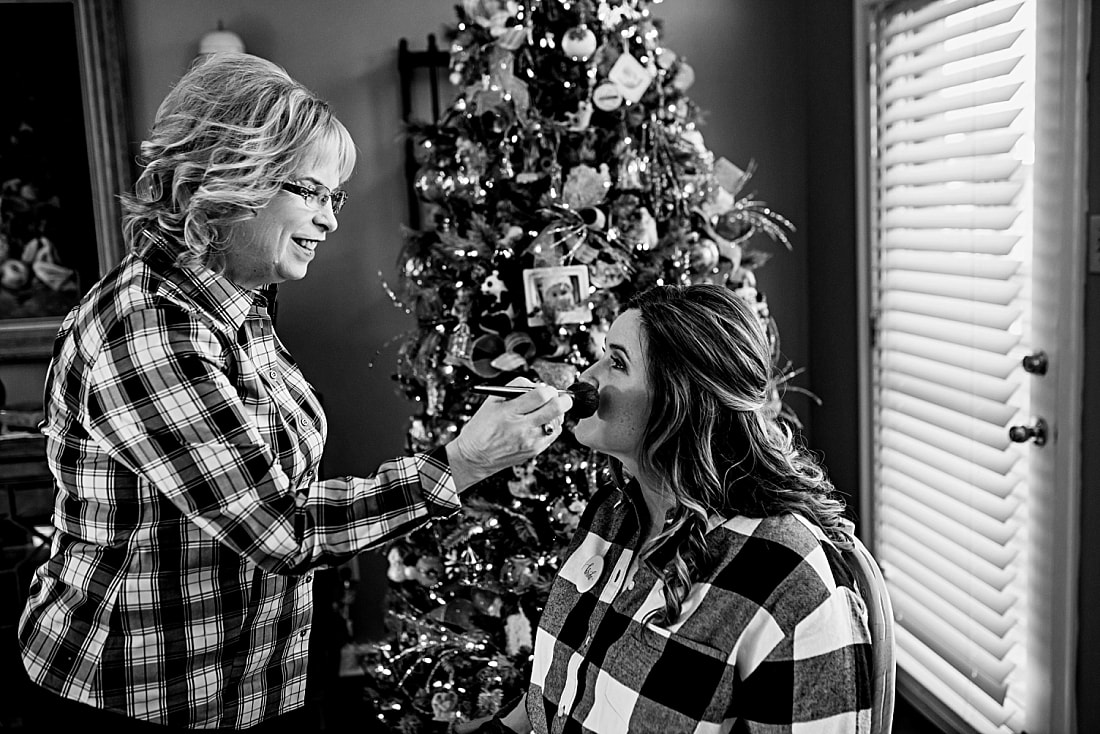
[{"xmin": 139, "ymin": 230, "xmax": 258, "ymax": 334}]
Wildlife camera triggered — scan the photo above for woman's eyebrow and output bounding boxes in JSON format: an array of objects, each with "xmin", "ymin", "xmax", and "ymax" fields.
[{"xmin": 607, "ymin": 342, "xmax": 631, "ymax": 361}]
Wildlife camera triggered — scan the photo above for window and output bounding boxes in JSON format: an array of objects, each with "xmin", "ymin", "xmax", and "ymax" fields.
[{"xmin": 855, "ymin": 0, "xmax": 1086, "ymax": 731}]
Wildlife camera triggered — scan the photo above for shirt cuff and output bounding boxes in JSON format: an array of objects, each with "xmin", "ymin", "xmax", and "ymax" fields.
[{"xmin": 422, "ymin": 445, "xmax": 461, "ymax": 516}]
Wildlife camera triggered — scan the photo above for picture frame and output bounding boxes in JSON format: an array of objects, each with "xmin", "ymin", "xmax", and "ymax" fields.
[
  {"xmin": 0, "ymin": 0, "xmax": 132, "ymax": 362},
  {"xmin": 522, "ymin": 265, "xmax": 592, "ymax": 327}
]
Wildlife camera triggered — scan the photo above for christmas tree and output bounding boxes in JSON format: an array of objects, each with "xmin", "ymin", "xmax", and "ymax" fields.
[{"xmin": 360, "ymin": 2, "xmax": 799, "ymax": 731}]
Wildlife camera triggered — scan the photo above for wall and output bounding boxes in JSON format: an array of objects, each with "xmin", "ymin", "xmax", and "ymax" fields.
[
  {"xmin": 117, "ymin": 0, "xmax": 812, "ymax": 639},
  {"xmin": 1080, "ymin": 4, "xmax": 1099, "ymax": 729}
]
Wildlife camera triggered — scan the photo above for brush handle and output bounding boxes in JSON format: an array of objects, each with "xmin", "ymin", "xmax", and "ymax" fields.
[{"xmin": 471, "ymin": 385, "xmax": 570, "ymax": 399}]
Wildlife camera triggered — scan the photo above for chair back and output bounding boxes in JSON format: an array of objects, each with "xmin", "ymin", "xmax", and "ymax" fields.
[{"xmin": 845, "ymin": 534, "xmax": 896, "ymax": 734}]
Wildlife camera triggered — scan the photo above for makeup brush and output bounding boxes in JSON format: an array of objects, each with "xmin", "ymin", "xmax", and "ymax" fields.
[{"xmin": 472, "ymin": 382, "xmax": 599, "ymax": 419}]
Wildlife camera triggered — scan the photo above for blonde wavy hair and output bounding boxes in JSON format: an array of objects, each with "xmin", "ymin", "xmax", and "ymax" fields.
[
  {"xmin": 621, "ymin": 284, "xmax": 848, "ymax": 627},
  {"xmin": 121, "ymin": 52, "xmax": 356, "ymax": 271}
]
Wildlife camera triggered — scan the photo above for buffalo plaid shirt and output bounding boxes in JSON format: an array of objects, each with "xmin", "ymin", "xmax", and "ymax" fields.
[
  {"xmin": 19, "ymin": 238, "xmax": 459, "ymax": 729},
  {"xmin": 528, "ymin": 484, "xmax": 872, "ymax": 734}
]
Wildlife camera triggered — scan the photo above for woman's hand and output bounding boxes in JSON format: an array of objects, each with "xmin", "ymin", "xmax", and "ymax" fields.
[{"xmin": 446, "ymin": 380, "xmax": 572, "ymax": 492}]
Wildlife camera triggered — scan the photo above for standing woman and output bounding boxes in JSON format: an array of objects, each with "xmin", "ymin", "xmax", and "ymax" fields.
[
  {"xmin": 478, "ymin": 283, "xmax": 872, "ymax": 733},
  {"xmin": 18, "ymin": 53, "xmax": 571, "ymax": 733}
]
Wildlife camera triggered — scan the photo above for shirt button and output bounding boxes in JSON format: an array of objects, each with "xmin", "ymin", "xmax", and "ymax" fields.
[
  {"xmin": 298, "ymin": 415, "xmax": 310, "ymax": 427},
  {"xmin": 299, "ymin": 630, "xmax": 309, "ymax": 639},
  {"xmin": 268, "ymin": 369, "xmax": 280, "ymax": 381},
  {"xmin": 305, "ymin": 573, "xmax": 314, "ymax": 582}
]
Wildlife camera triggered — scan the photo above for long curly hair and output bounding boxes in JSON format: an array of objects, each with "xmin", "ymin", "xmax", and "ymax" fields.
[
  {"xmin": 121, "ymin": 52, "xmax": 356, "ymax": 271},
  {"xmin": 625, "ymin": 283, "xmax": 847, "ymax": 626}
]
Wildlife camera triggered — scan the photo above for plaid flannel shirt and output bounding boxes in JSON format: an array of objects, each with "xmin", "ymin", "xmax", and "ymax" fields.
[
  {"xmin": 18, "ymin": 238, "xmax": 459, "ymax": 729},
  {"xmin": 528, "ymin": 485, "xmax": 872, "ymax": 734}
]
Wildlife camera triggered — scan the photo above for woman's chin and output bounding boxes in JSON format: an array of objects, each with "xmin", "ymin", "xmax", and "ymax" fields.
[{"xmin": 571, "ymin": 419, "xmax": 597, "ymax": 449}]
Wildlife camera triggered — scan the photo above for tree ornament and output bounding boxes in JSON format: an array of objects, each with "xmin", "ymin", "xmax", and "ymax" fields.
[
  {"xmin": 579, "ymin": 206, "xmax": 607, "ymax": 230},
  {"xmin": 566, "ymin": 100, "xmax": 594, "ymax": 131},
  {"xmin": 471, "ymin": 587, "xmax": 503, "ymax": 617},
  {"xmin": 504, "ymin": 609, "xmax": 533, "ymax": 656},
  {"xmin": 507, "ymin": 458, "xmax": 540, "ymax": 499},
  {"xmin": 477, "ymin": 688, "xmax": 505, "ymax": 718},
  {"xmin": 550, "ymin": 495, "xmax": 586, "ymax": 532},
  {"xmin": 562, "ymin": 163, "xmax": 612, "ymax": 210},
  {"xmin": 425, "ymin": 376, "xmax": 447, "ymax": 416},
  {"xmin": 617, "ymin": 149, "xmax": 645, "ymax": 190},
  {"xmin": 480, "ymin": 269, "xmax": 509, "ymax": 303},
  {"xmin": 608, "ymin": 52, "xmax": 655, "ymax": 103},
  {"xmin": 714, "ymin": 209, "xmax": 753, "ymax": 242},
  {"xmin": 561, "ymin": 25, "xmax": 597, "ymax": 61},
  {"xmin": 598, "ymin": 1, "xmax": 639, "ymax": 30},
  {"xmin": 689, "ymin": 237, "xmax": 720, "ymax": 275},
  {"xmin": 592, "ymin": 82, "xmax": 623, "ymax": 111},
  {"xmin": 499, "ymin": 555, "xmax": 537, "ymax": 591},
  {"xmin": 387, "ymin": 546, "xmax": 412, "ymax": 583},
  {"xmin": 415, "ymin": 554, "xmax": 446, "ymax": 587},
  {"xmin": 431, "ymin": 690, "xmax": 459, "ymax": 722},
  {"xmin": 588, "ymin": 319, "xmax": 610, "ymax": 359},
  {"xmin": 673, "ymin": 61, "xmax": 696, "ymax": 91},
  {"xmin": 445, "ymin": 322, "xmax": 473, "ymax": 367},
  {"xmin": 532, "ymin": 358, "xmax": 578, "ymax": 389},
  {"xmin": 412, "ymin": 134, "xmax": 435, "ymax": 164},
  {"xmin": 414, "ymin": 165, "xmax": 452, "ymax": 203}
]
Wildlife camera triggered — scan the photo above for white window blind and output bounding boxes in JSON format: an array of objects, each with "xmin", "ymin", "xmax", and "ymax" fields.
[{"xmin": 859, "ymin": 0, "xmax": 1085, "ymax": 732}]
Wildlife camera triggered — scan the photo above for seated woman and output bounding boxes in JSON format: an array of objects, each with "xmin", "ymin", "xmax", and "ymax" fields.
[{"xmin": 475, "ymin": 282, "xmax": 873, "ymax": 733}]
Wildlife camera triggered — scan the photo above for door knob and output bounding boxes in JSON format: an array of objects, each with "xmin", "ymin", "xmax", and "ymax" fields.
[
  {"xmin": 1009, "ymin": 418, "xmax": 1047, "ymax": 446},
  {"xmin": 1021, "ymin": 352, "xmax": 1048, "ymax": 375}
]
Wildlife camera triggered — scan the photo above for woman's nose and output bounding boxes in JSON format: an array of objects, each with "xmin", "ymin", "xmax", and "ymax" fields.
[{"xmin": 315, "ymin": 205, "xmax": 338, "ymax": 233}]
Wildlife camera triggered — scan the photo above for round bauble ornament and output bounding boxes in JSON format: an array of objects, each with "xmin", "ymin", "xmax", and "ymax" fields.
[
  {"xmin": 673, "ymin": 62, "xmax": 696, "ymax": 91},
  {"xmin": 414, "ymin": 554, "xmax": 445, "ymax": 587},
  {"xmin": 714, "ymin": 210, "xmax": 753, "ymax": 242},
  {"xmin": 689, "ymin": 238, "xmax": 721, "ymax": 274},
  {"xmin": 561, "ymin": 25, "xmax": 597, "ymax": 61},
  {"xmin": 499, "ymin": 555, "xmax": 537, "ymax": 591},
  {"xmin": 414, "ymin": 165, "xmax": 452, "ymax": 203}
]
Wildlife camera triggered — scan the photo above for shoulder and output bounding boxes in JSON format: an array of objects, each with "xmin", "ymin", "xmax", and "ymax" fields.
[
  {"xmin": 66, "ymin": 254, "xmax": 221, "ymax": 363},
  {"xmin": 708, "ymin": 513, "xmax": 841, "ymax": 627},
  {"xmin": 712, "ymin": 512, "xmax": 826, "ymax": 563}
]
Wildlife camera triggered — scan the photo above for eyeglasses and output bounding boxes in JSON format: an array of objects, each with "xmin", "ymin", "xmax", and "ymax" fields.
[{"xmin": 281, "ymin": 181, "xmax": 348, "ymax": 216}]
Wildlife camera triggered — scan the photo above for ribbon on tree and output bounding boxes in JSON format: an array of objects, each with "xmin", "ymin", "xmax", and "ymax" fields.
[{"xmin": 466, "ymin": 330, "xmax": 537, "ymax": 377}]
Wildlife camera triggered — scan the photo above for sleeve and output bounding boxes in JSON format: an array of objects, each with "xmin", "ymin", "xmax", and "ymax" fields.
[
  {"xmin": 729, "ymin": 583, "xmax": 874, "ymax": 733},
  {"xmin": 83, "ymin": 306, "xmax": 459, "ymax": 574}
]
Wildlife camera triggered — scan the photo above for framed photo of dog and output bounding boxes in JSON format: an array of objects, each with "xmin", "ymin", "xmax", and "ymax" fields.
[{"xmin": 522, "ymin": 265, "xmax": 592, "ymax": 327}]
